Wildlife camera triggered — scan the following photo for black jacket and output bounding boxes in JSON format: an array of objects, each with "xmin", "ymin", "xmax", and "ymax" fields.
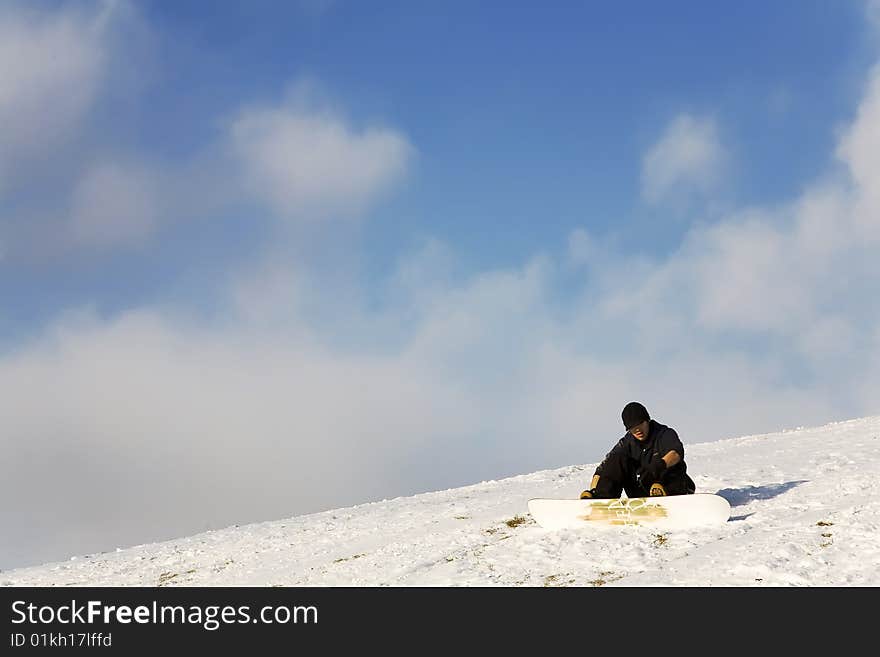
[{"xmin": 598, "ymin": 419, "xmax": 689, "ymax": 482}]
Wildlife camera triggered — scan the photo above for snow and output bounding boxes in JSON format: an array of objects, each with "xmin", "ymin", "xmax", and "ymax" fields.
[{"xmin": 3, "ymin": 415, "xmax": 879, "ymax": 587}]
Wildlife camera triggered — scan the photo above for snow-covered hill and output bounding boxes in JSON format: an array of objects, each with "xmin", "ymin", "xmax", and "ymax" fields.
[{"xmin": 5, "ymin": 416, "xmax": 879, "ymax": 586}]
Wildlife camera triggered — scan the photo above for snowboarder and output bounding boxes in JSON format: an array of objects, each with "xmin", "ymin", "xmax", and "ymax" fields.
[{"xmin": 580, "ymin": 402, "xmax": 696, "ymax": 499}]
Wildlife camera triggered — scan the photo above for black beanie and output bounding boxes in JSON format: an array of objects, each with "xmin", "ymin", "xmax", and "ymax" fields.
[{"xmin": 622, "ymin": 402, "xmax": 650, "ymax": 430}]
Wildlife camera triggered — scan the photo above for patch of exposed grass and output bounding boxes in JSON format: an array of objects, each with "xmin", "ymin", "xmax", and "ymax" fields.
[
  {"xmin": 588, "ymin": 571, "xmax": 620, "ymax": 587},
  {"xmin": 157, "ymin": 572, "xmax": 179, "ymax": 586},
  {"xmin": 543, "ymin": 573, "xmax": 576, "ymax": 587}
]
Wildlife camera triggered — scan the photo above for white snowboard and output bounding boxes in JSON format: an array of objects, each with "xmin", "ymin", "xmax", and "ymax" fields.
[{"xmin": 528, "ymin": 494, "xmax": 731, "ymax": 530}]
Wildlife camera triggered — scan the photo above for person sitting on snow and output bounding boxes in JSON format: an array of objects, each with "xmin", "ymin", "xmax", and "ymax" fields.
[{"xmin": 580, "ymin": 401, "xmax": 696, "ymax": 499}]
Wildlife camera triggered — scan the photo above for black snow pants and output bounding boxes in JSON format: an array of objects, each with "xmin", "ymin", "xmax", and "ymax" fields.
[{"xmin": 593, "ymin": 449, "xmax": 696, "ymax": 499}]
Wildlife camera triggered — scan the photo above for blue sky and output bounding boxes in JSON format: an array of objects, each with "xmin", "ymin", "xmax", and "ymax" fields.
[
  {"xmin": 3, "ymin": 0, "xmax": 873, "ymax": 324},
  {"xmin": 3, "ymin": 0, "xmax": 880, "ymax": 569}
]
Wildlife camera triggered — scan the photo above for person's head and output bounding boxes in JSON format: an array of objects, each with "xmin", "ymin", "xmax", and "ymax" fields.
[{"xmin": 622, "ymin": 401, "xmax": 650, "ymax": 441}]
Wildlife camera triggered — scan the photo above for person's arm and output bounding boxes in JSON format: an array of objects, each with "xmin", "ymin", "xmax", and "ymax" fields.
[
  {"xmin": 581, "ymin": 437, "xmax": 628, "ymax": 497},
  {"xmin": 657, "ymin": 427, "xmax": 684, "ymax": 467},
  {"xmin": 595, "ymin": 437, "xmax": 628, "ymax": 477},
  {"xmin": 581, "ymin": 472, "xmax": 602, "ymax": 498},
  {"xmin": 640, "ymin": 431, "xmax": 683, "ymax": 484}
]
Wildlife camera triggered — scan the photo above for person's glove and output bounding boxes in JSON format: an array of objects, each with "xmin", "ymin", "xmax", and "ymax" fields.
[
  {"xmin": 637, "ymin": 456, "xmax": 666, "ymax": 486},
  {"xmin": 649, "ymin": 483, "xmax": 667, "ymax": 497},
  {"xmin": 580, "ymin": 489, "xmax": 598, "ymax": 499}
]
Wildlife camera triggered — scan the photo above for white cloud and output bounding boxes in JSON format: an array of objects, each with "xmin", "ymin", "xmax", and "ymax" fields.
[
  {"xmin": 868, "ymin": 0, "xmax": 880, "ymax": 31},
  {"xmin": 837, "ymin": 68, "xmax": 880, "ymax": 192},
  {"xmin": 837, "ymin": 63, "xmax": 880, "ymax": 243},
  {"xmin": 566, "ymin": 227, "xmax": 598, "ymax": 268},
  {"xmin": 688, "ymin": 215, "xmax": 812, "ymax": 333},
  {"xmin": 641, "ymin": 114, "xmax": 726, "ymax": 204},
  {"xmin": 0, "ymin": 4, "xmax": 108, "ymax": 194},
  {"xmin": 0, "ymin": 3, "xmax": 409, "ymax": 257},
  {"xmin": 0, "ymin": 1, "xmax": 166, "ymax": 257},
  {"xmin": 0, "ymin": 308, "xmax": 479, "ymax": 568},
  {"xmin": 229, "ymin": 93, "xmax": 413, "ymax": 222}
]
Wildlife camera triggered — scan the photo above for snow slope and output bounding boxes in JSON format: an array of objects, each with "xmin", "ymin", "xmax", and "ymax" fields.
[{"xmin": 4, "ymin": 416, "xmax": 879, "ymax": 586}]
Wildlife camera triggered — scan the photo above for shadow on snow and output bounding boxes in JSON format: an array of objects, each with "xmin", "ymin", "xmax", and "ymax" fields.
[{"xmin": 715, "ymin": 480, "xmax": 808, "ymax": 508}]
